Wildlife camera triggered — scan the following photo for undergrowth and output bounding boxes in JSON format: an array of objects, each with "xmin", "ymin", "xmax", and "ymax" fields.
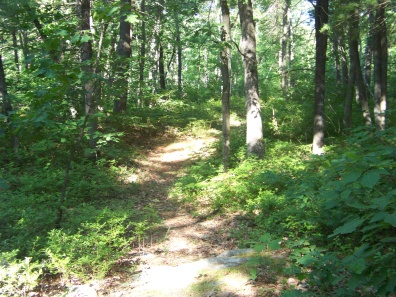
[{"xmin": 172, "ymin": 126, "xmax": 396, "ymax": 296}]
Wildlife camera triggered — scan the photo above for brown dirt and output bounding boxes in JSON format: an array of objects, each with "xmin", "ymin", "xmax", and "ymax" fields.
[{"xmin": 95, "ymin": 133, "xmax": 254, "ymax": 296}]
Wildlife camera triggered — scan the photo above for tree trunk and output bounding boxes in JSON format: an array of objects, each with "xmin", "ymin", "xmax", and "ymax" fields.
[
  {"xmin": 139, "ymin": 0, "xmax": 146, "ymax": 106},
  {"xmin": 343, "ymin": 35, "xmax": 357, "ymax": 132},
  {"xmin": 114, "ymin": 0, "xmax": 132, "ymax": 112},
  {"xmin": 280, "ymin": 0, "xmax": 290, "ymax": 96},
  {"xmin": 332, "ymin": 36, "xmax": 341, "ymax": 83},
  {"xmin": 348, "ymin": 6, "xmax": 372, "ymax": 127},
  {"xmin": 364, "ymin": 7, "xmax": 374, "ymax": 99},
  {"xmin": 238, "ymin": 0, "xmax": 264, "ymax": 158},
  {"xmin": 159, "ymin": 44, "xmax": 166, "ymax": 90},
  {"xmin": 11, "ymin": 30, "xmax": 20, "ymax": 73},
  {"xmin": 220, "ymin": 0, "xmax": 231, "ymax": 171},
  {"xmin": 80, "ymin": 0, "xmax": 96, "ymax": 147},
  {"xmin": 175, "ymin": 12, "xmax": 182, "ymax": 93},
  {"xmin": 337, "ymin": 35, "xmax": 349, "ymax": 86},
  {"xmin": 0, "ymin": 54, "xmax": 19, "ymax": 163},
  {"xmin": 312, "ymin": 0, "xmax": 328, "ymax": 155},
  {"xmin": 373, "ymin": 0, "xmax": 387, "ymax": 131}
]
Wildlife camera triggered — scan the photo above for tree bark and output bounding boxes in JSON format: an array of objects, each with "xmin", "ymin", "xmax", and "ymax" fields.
[
  {"xmin": 159, "ymin": 44, "xmax": 166, "ymax": 90},
  {"xmin": 175, "ymin": 12, "xmax": 182, "ymax": 93},
  {"xmin": 238, "ymin": 0, "xmax": 264, "ymax": 158},
  {"xmin": 364, "ymin": 7, "xmax": 374, "ymax": 99},
  {"xmin": 348, "ymin": 6, "xmax": 372, "ymax": 127},
  {"xmin": 80, "ymin": 0, "xmax": 96, "ymax": 147},
  {"xmin": 312, "ymin": 0, "xmax": 328, "ymax": 155},
  {"xmin": 281, "ymin": 0, "xmax": 290, "ymax": 96},
  {"xmin": 0, "ymin": 55, "xmax": 19, "ymax": 158},
  {"xmin": 114, "ymin": 0, "xmax": 132, "ymax": 112},
  {"xmin": 373, "ymin": 0, "xmax": 387, "ymax": 131},
  {"xmin": 139, "ymin": 0, "xmax": 146, "ymax": 106},
  {"xmin": 343, "ymin": 41, "xmax": 356, "ymax": 132},
  {"xmin": 332, "ymin": 36, "xmax": 341, "ymax": 83},
  {"xmin": 220, "ymin": 0, "xmax": 231, "ymax": 171},
  {"xmin": 0, "ymin": 54, "xmax": 12, "ymax": 119}
]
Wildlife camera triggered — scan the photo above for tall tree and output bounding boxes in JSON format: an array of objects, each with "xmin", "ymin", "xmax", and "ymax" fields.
[
  {"xmin": 174, "ymin": 11, "xmax": 182, "ymax": 93},
  {"xmin": 364, "ymin": 6, "xmax": 374, "ymax": 99},
  {"xmin": 350, "ymin": 4, "xmax": 372, "ymax": 127},
  {"xmin": 373, "ymin": 0, "xmax": 388, "ymax": 131},
  {"xmin": 220, "ymin": 0, "xmax": 231, "ymax": 171},
  {"xmin": 139, "ymin": 0, "xmax": 146, "ymax": 106},
  {"xmin": 238, "ymin": 0, "xmax": 264, "ymax": 157},
  {"xmin": 280, "ymin": 0, "xmax": 291, "ymax": 96},
  {"xmin": 114, "ymin": 0, "xmax": 132, "ymax": 112},
  {"xmin": 311, "ymin": 0, "xmax": 328, "ymax": 155},
  {"xmin": 80, "ymin": 0, "xmax": 96, "ymax": 147}
]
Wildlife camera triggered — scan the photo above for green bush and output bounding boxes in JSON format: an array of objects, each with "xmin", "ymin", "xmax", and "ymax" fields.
[{"xmin": 0, "ymin": 251, "xmax": 42, "ymax": 297}]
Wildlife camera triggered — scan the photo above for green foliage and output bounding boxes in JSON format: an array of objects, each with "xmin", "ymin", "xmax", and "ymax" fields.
[
  {"xmin": 46, "ymin": 214, "xmax": 132, "ymax": 280},
  {"xmin": 173, "ymin": 125, "xmax": 396, "ymax": 296},
  {"xmin": 0, "ymin": 251, "xmax": 42, "ymax": 297}
]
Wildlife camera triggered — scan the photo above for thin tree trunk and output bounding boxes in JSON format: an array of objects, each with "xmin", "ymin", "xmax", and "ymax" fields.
[
  {"xmin": 332, "ymin": 37, "xmax": 341, "ymax": 83},
  {"xmin": 348, "ymin": 6, "xmax": 372, "ymax": 126},
  {"xmin": 11, "ymin": 30, "xmax": 20, "ymax": 73},
  {"xmin": 220, "ymin": 0, "xmax": 231, "ymax": 171},
  {"xmin": 281, "ymin": 0, "xmax": 290, "ymax": 96},
  {"xmin": 80, "ymin": 0, "xmax": 96, "ymax": 147},
  {"xmin": 114, "ymin": 0, "xmax": 132, "ymax": 112},
  {"xmin": 312, "ymin": 0, "xmax": 328, "ymax": 155},
  {"xmin": 139, "ymin": 0, "xmax": 146, "ymax": 106},
  {"xmin": 175, "ymin": 12, "xmax": 182, "ymax": 93},
  {"xmin": 340, "ymin": 35, "xmax": 349, "ymax": 85},
  {"xmin": 1, "ymin": 54, "xmax": 19, "ymax": 153},
  {"xmin": 19, "ymin": 31, "xmax": 29, "ymax": 70},
  {"xmin": 238, "ymin": 0, "xmax": 264, "ymax": 158},
  {"xmin": 364, "ymin": 7, "xmax": 374, "ymax": 99},
  {"xmin": 159, "ymin": 44, "xmax": 166, "ymax": 90},
  {"xmin": 373, "ymin": 0, "xmax": 387, "ymax": 131},
  {"xmin": 344, "ymin": 37, "xmax": 357, "ymax": 132}
]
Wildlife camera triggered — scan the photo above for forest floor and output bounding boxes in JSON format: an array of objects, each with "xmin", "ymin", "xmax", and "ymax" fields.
[{"xmin": 91, "ymin": 131, "xmax": 264, "ymax": 296}]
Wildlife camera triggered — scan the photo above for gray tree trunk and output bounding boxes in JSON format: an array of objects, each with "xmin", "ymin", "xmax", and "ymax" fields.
[
  {"xmin": 238, "ymin": 0, "xmax": 264, "ymax": 158},
  {"xmin": 80, "ymin": 0, "xmax": 97, "ymax": 147},
  {"xmin": 220, "ymin": 0, "xmax": 231, "ymax": 171},
  {"xmin": 373, "ymin": 0, "xmax": 387, "ymax": 131},
  {"xmin": 348, "ymin": 6, "xmax": 372, "ymax": 127},
  {"xmin": 312, "ymin": 0, "xmax": 328, "ymax": 155}
]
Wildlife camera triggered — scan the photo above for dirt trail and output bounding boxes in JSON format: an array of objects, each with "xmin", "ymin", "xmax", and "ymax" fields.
[{"xmin": 96, "ymin": 134, "xmax": 259, "ymax": 297}]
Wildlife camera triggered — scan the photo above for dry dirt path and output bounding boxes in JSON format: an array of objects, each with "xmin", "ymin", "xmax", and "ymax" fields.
[{"xmin": 95, "ymin": 134, "xmax": 260, "ymax": 297}]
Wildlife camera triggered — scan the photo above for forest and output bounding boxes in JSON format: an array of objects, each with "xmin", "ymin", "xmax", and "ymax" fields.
[{"xmin": 0, "ymin": 0, "xmax": 395, "ymax": 296}]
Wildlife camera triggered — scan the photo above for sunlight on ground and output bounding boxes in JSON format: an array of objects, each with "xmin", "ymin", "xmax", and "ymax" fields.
[{"xmin": 132, "ymin": 258, "xmax": 255, "ymax": 297}]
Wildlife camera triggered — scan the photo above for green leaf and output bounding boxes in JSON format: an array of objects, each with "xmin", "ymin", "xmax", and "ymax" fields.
[
  {"xmin": 330, "ymin": 218, "xmax": 365, "ymax": 237},
  {"xmin": 70, "ymin": 33, "xmax": 80, "ymax": 43},
  {"xmin": 361, "ymin": 171, "xmax": 381, "ymax": 188},
  {"xmin": 381, "ymin": 237, "xmax": 396, "ymax": 243},
  {"xmin": 384, "ymin": 212, "xmax": 396, "ymax": 227},
  {"xmin": 297, "ymin": 254, "xmax": 317, "ymax": 266},
  {"xmin": 341, "ymin": 189, "xmax": 352, "ymax": 200},
  {"xmin": 81, "ymin": 35, "xmax": 91, "ymax": 43},
  {"xmin": 341, "ymin": 170, "xmax": 362, "ymax": 184},
  {"xmin": 371, "ymin": 196, "xmax": 392, "ymax": 210},
  {"xmin": 345, "ymin": 257, "xmax": 366, "ymax": 274},
  {"xmin": 259, "ymin": 233, "xmax": 271, "ymax": 243},
  {"xmin": 268, "ymin": 239, "xmax": 281, "ymax": 250},
  {"xmin": 125, "ymin": 14, "xmax": 139, "ymax": 24},
  {"xmin": 369, "ymin": 211, "xmax": 388, "ymax": 223}
]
